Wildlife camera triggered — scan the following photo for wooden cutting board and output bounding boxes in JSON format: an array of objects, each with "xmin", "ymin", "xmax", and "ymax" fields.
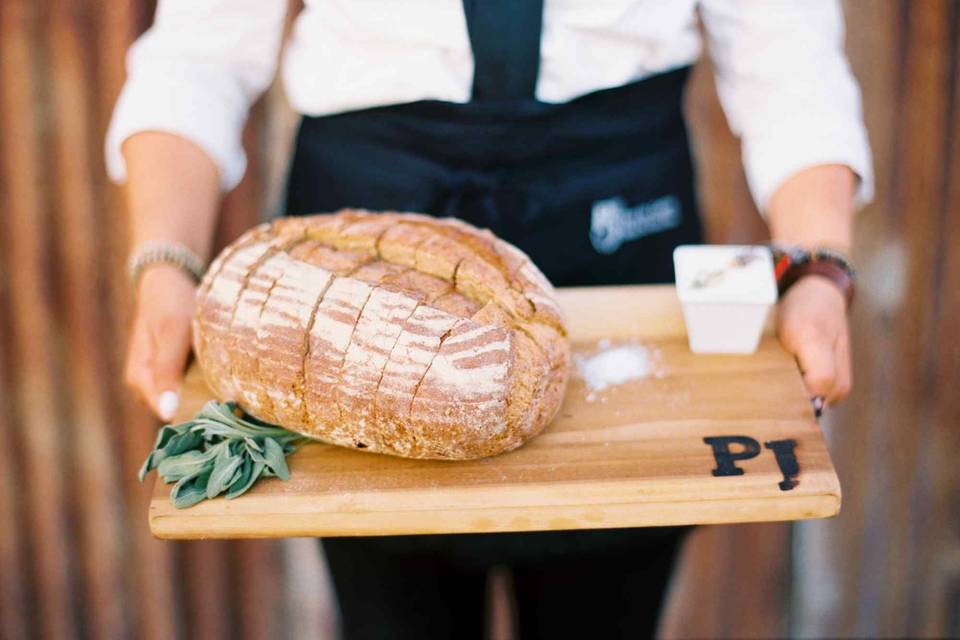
[{"xmin": 149, "ymin": 285, "xmax": 840, "ymax": 539}]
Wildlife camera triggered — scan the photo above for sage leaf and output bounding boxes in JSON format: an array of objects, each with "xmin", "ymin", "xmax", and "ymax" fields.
[
  {"xmin": 225, "ymin": 457, "xmax": 253, "ymax": 496},
  {"xmin": 171, "ymin": 472, "xmax": 210, "ymax": 509},
  {"xmin": 138, "ymin": 450, "xmax": 162, "ymax": 482},
  {"xmin": 139, "ymin": 426, "xmax": 192, "ymax": 481},
  {"xmin": 248, "ymin": 445, "xmax": 267, "ymax": 465},
  {"xmin": 163, "ymin": 430, "xmax": 203, "ymax": 457},
  {"xmin": 153, "ymin": 424, "xmax": 180, "ymax": 451},
  {"xmin": 206, "ymin": 447, "xmax": 243, "ymax": 499},
  {"xmin": 225, "ymin": 456, "xmax": 247, "ymax": 488},
  {"xmin": 226, "ymin": 460, "xmax": 265, "ymax": 499},
  {"xmin": 157, "ymin": 449, "xmax": 217, "ymax": 482},
  {"xmin": 263, "ymin": 438, "xmax": 290, "ymax": 481}
]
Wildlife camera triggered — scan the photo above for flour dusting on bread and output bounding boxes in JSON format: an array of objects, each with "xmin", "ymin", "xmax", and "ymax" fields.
[{"xmin": 193, "ymin": 210, "xmax": 570, "ymax": 460}]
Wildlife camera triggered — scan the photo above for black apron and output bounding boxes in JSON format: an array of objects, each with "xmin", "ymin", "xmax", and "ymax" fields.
[
  {"xmin": 286, "ymin": 65, "xmax": 700, "ymax": 286},
  {"xmin": 284, "ymin": 2, "xmax": 700, "ymax": 637}
]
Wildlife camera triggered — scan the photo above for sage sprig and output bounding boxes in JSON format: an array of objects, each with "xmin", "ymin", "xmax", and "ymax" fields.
[{"xmin": 139, "ymin": 401, "xmax": 308, "ymax": 509}]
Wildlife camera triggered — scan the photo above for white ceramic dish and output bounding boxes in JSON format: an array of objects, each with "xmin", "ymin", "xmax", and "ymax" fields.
[{"xmin": 673, "ymin": 245, "xmax": 777, "ymax": 354}]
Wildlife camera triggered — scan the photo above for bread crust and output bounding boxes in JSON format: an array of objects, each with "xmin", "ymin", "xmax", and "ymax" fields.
[{"xmin": 194, "ymin": 210, "xmax": 570, "ymax": 460}]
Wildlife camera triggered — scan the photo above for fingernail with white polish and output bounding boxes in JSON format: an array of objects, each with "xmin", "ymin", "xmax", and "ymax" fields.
[{"xmin": 158, "ymin": 390, "xmax": 179, "ymax": 422}]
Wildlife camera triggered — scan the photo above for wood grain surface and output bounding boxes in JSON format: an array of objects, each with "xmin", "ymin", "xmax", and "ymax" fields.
[{"xmin": 150, "ymin": 285, "xmax": 840, "ymax": 539}]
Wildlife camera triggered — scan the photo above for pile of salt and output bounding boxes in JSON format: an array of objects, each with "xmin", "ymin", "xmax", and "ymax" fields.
[{"xmin": 574, "ymin": 340, "xmax": 660, "ymax": 402}]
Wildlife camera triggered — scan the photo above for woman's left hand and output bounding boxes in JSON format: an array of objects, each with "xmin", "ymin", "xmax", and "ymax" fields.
[{"xmin": 776, "ymin": 275, "xmax": 852, "ymax": 406}]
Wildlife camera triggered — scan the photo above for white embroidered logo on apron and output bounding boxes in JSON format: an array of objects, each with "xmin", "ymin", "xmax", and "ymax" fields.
[{"xmin": 589, "ymin": 195, "xmax": 681, "ymax": 255}]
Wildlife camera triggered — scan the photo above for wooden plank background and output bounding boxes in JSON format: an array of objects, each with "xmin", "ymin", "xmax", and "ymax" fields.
[{"xmin": 0, "ymin": 1, "xmax": 956, "ymax": 638}]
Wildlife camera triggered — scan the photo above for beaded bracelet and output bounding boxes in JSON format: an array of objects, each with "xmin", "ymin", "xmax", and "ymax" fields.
[
  {"xmin": 127, "ymin": 241, "xmax": 206, "ymax": 289},
  {"xmin": 770, "ymin": 244, "xmax": 856, "ymax": 307}
]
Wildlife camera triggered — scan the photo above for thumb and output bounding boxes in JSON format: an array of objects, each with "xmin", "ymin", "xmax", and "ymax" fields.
[
  {"xmin": 795, "ymin": 337, "xmax": 837, "ymax": 401},
  {"xmin": 150, "ymin": 318, "xmax": 193, "ymax": 421}
]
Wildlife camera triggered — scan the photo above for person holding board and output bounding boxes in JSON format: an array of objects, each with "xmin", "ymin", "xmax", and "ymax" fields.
[{"xmin": 110, "ymin": 1, "xmax": 871, "ymax": 637}]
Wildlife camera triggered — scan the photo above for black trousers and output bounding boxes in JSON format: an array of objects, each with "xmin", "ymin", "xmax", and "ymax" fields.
[
  {"xmin": 285, "ymin": 67, "xmax": 702, "ymax": 639},
  {"xmin": 323, "ymin": 527, "xmax": 689, "ymax": 639}
]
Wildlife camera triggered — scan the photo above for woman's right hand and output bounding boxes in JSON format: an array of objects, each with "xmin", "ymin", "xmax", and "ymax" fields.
[{"xmin": 124, "ymin": 265, "xmax": 197, "ymax": 422}]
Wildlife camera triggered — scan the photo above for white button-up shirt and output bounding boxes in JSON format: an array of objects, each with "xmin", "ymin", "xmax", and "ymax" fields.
[{"xmin": 106, "ymin": 0, "xmax": 873, "ymax": 212}]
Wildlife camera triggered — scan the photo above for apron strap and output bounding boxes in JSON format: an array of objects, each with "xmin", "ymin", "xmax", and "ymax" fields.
[{"xmin": 462, "ymin": 0, "xmax": 544, "ymax": 102}]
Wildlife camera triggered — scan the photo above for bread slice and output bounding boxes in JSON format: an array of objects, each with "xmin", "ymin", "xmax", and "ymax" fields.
[{"xmin": 255, "ymin": 254, "xmax": 335, "ymax": 429}]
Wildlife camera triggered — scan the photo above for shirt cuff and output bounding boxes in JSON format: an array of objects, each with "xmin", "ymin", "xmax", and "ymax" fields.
[
  {"xmin": 741, "ymin": 120, "xmax": 874, "ymax": 215},
  {"xmin": 105, "ymin": 60, "xmax": 250, "ymax": 192}
]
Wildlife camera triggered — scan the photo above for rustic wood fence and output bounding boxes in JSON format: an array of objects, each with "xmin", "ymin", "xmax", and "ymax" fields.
[{"xmin": 0, "ymin": 1, "xmax": 956, "ymax": 638}]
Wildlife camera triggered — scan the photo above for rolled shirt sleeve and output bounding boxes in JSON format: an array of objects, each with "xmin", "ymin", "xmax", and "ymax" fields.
[
  {"xmin": 700, "ymin": 0, "xmax": 874, "ymax": 213},
  {"xmin": 105, "ymin": 0, "xmax": 287, "ymax": 191}
]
